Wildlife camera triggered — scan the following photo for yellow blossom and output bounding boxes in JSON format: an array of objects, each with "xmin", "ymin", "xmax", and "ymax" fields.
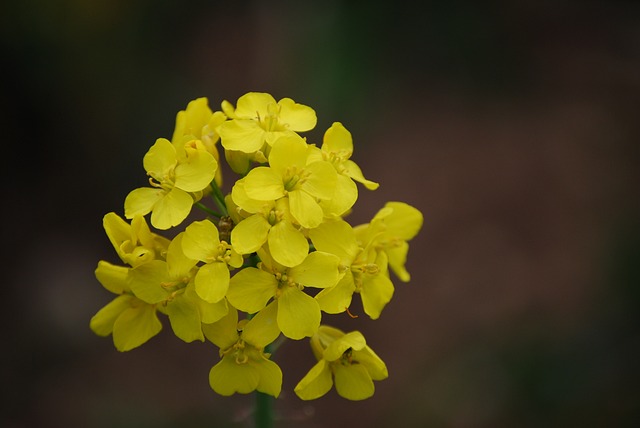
[
  {"xmin": 309, "ymin": 219, "xmax": 394, "ymax": 320},
  {"xmin": 217, "ymin": 92, "xmax": 317, "ymax": 155},
  {"xmin": 226, "ymin": 248, "xmax": 340, "ymax": 339},
  {"xmin": 295, "ymin": 325, "xmax": 388, "ymax": 400},
  {"xmin": 124, "ymin": 137, "xmax": 218, "ymax": 230},
  {"xmin": 240, "ymin": 133, "xmax": 337, "ymax": 229},
  {"xmin": 354, "ymin": 201, "xmax": 423, "ymax": 282},
  {"xmin": 203, "ymin": 305, "xmax": 282, "ymax": 397}
]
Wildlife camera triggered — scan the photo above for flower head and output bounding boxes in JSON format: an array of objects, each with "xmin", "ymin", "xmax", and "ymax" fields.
[
  {"xmin": 295, "ymin": 325, "xmax": 388, "ymax": 400},
  {"xmin": 204, "ymin": 305, "xmax": 282, "ymax": 397}
]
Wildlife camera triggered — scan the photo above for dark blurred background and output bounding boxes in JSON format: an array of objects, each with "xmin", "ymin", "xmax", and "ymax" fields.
[{"xmin": 2, "ymin": 1, "xmax": 639, "ymax": 427}]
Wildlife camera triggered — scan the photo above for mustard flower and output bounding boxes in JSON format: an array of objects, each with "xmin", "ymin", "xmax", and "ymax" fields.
[
  {"xmin": 309, "ymin": 219, "xmax": 394, "ymax": 320},
  {"xmin": 230, "ymin": 178, "xmax": 309, "ymax": 267},
  {"xmin": 171, "ymin": 97, "xmax": 226, "ymax": 186},
  {"xmin": 90, "ymin": 261, "xmax": 162, "ymax": 352},
  {"xmin": 128, "ymin": 233, "xmax": 228, "ymax": 343},
  {"xmin": 181, "ymin": 219, "xmax": 243, "ymax": 303},
  {"xmin": 240, "ymin": 133, "xmax": 337, "ymax": 230},
  {"xmin": 102, "ymin": 212, "xmax": 170, "ymax": 268},
  {"xmin": 295, "ymin": 325, "xmax": 388, "ymax": 400},
  {"xmin": 217, "ymin": 92, "xmax": 317, "ymax": 155},
  {"xmin": 307, "ymin": 122, "xmax": 379, "ymax": 216},
  {"xmin": 354, "ymin": 201, "xmax": 423, "ymax": 282},
  {"xmin": 226, "ymin": 248, "xmax": 340, "ymax": 340},
  {"xmin": 124, "ymin": 137, "xmax": 218, "ymax": 230},
  {"xmin": 203, "ymin": 305, "xmax": 282, "ymax": 397}
]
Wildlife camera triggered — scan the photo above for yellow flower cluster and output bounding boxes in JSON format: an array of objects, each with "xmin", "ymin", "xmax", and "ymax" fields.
[{"xmin": 90, "ymin": 92, "xmax": 423, "ymax": 401}]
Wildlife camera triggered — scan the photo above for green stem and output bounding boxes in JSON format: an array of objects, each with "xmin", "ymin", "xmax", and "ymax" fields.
[
  {"xmin": 194, "ymin": 202, "xmax": 221, "ymax": 218},
  {"xmin": 210, "ymin": 181, "xmax": 228, "ymax": 216},
  {"xmin": 255, "ymin": 387, "xmax": 274, "ymax": 428}
]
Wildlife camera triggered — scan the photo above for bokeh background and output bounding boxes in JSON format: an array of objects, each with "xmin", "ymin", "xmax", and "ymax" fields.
[{"xmin": 2, "ymin": 1, "xmax": 639, "ymax": 427}]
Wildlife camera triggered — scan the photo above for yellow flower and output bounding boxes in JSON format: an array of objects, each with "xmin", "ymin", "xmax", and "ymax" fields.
[
  {"xmin": 309, "ymin": 219, "xmax": 394, "ymax": 320},
  {"xmin": 307, "ymin": 122, "xmax": 379, "ymax": 216},
  {"xmin": 217, "ymin": 92, "xmax": 317, "ymax": 155},
  {"xmin": 226, "ymin": 248, "xmax": 340, "ymax": 340},
  {"xmin": 171, "ymin": 97, "xmax": 226, "ymax": 186},
  {"xmin": 230, "ymin": 179, "xmax": 309, "ymax": 267},
  {"xmin": 241, "ymin": 133, "xmax": 337, "ymax": 229},
  {"xmin": 124, "ymin": 137, "xmax": 218, "ymax": 230},
  {"xmin": 181, "ymin": 219, "xmax": 243, "ymax": 303},
  {"xmin": 90, "ymin": 261, "xmax": 162, "ymax": 352},
  {"xmin": 354, "ymin": 201, "xmax": 423, "ymax": 282},
  {"xmin": 128, "ymin": 233, "xmax": 228, "ymax": 342},
  {"xmin": 294, "ymin": 325, "xmax": 388, "ymax": 400},
  {"xmin": 102, "ymin": 212, "xmax": 170, "ymax": 268},
  {"xmin": 203, "ymin": 305, "xmax": 282, "ymax": 397}
]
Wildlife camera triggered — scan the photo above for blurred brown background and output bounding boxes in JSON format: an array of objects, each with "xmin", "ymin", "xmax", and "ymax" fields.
[{"xmin": 2, "ymin": 1, "xmax": 639, "ymax": 427}]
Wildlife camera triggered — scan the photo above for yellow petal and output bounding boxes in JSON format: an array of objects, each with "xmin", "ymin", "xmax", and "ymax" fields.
[
  {"xmin": 231, "ymin": 214, "xmax": 271, "ymax": 254},
  {"xmin": 182, "ymin": 220, "xmax": 221, "ymax": 261},
  {"xmin": 202, "ymin": 306, "xmax": 239, "ymax": 349},
  {"xmin": 128, "ymin": 260, "xmax": 170, "ymax": 304},
  {"xmin": 209, "ymin": 355, "xmax": 260, "ymax": 395},
  {"xmin": 149, "ymin": 188, "xmax": 193, "ymax": 230},
  {"xmin": 227, "ymin": 268, "xmax": 277, "ymax": 313},
  {"xmin": 288, "ymin": 189, "xmax": 323, "ymax": 229},
  {"xmin": 354, "ymin": 346, "xmax": 389, "ymax": 381},
  {"xmin": 333, "ymin": 363, "xmax": 375, "ymax": 400},
  {"xmin": 323, "ymin": 331, "xmax": 366, "ymax": 361},
  {"xmin": 322, "ymin": 122, "xmax": 353, "ymax": 156},
  {"xmin": 376, "ymin": 201, "xmax": 424, "ymax": 240},
  {"xmin": 242, "ymin": 301, "xmax": 280, "ymax": 348},
  {"xmin": 361, "ymin": 272, "xmax": 394, "ymax": 320},
  {"xmin": 244, "ymin": 167, "xmax": 285, "ymax": 201},
  {"xmin": 268, "ymin": 133, "xmax": 308, "ymax": 175},
  {"xmin": 309, "ymin": 219, "xmax": 359, "ymax": 264},
  {"xmin": 278, "ymin": 97, "xmax": 317, "ymax": 132},
  {"xmin": 143, "ymin": 138, "xmax": 177, "ymax": 177},
  {"xmin": 343, "ymin": 159, "xmax": 379, "ymax": 190},
  {"xmin": 95, "ymin": 261, "xmax": 130, "ymax": 294},
  {"xmin": 112, "ymin": 302, "xmax": 162, "ymax": 352},
  {"xmin": 267, "ymin": 220, "xmax": 308, "ymax": 267},
  {"xmin": 320, "ymin": 174, "xmax": 358, "ymax": 217},
  {"xmin": 289, "ymin": 251, "xmax": 340, "ymax": 289},
  {"xmin": 165, "ymin": 294, "xmax": 204, "ymax": 343},
  {"xmin": 277, "ymin": 288, "xmax": 320, "ymax": 340},
  {"xmin": 174, "ymin": 145, "xmax": 217, "ymax": 192},
  {"xmin": 218, "ymin": 119, "xmax": 266, "ymax": 153},
  {"xmin": 315, "ymin": 273, "xmax": 356, "ymax": 314},
  {"xmin": 234, "ymin": 92, "xmax": 276, "ymax": 118},
  {"xmin": 195, "ymin": 262, "xmax": 230, "ymax": 303},
  {"xmin": 89, "ymin": 294, "xmax": 134, "ymax": 337},
  {"xmin": 300, "ymin": 161, "xmax": 337, "ymax": 200},
  {"xmin": 255, "ymin": 358, "xmax": 283, "ymax": 397},
  {"xmin": 124, "ymin": 187, "xmax": 164, "ymax": 219},
  {"xmin": 294, "ymin": 359, "xmax": 333, "ymax": 400}
]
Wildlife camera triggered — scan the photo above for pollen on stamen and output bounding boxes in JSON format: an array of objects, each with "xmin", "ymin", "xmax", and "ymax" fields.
[{"xmin": 345, "ymin": 306, "xmax": 359, "ymax": 319}]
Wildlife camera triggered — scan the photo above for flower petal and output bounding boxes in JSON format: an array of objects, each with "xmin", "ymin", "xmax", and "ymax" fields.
[
  {"xmin": 333, "ymin": 363, "xmax": 375, "ymax": 400},
  {"xmin": 231, "ymin": 214, "xmax": 271, "ymax": 254},
  {"xmin": 300, "ymin": 161, "xmax": 337, "ymax": 200},
  {"xmin": 288, "ymin": 189, "xmax": 323, "ymax": 229},
  {"xmin": 244, "ymin": 167, "xmax": 285, "ymax": 201},
  {"xmin": 202, "ymin": 306, "xmax": 239, "ymax": 349},
  {"xmin": 289, "ymin": 251, "xmax": 340, "ymax": 289},
  {"xmin": 323, "ymin": 331, "xmax": 367, "ymax": 361},
  {"xmin": 255, "ymin": 358, "xmax": 283, "ymax": 397},
  {"xmin": 124, "ymin": 187, "xmax": 164, "ymax": 219},
  {"xmin": 165, "ymin": 293, "xmax": 204, "ymax": 343},
  {"xmin": 278, "ymin": 97, "xmax": 317, "ymax": 132},
  {"xmin": 112, "ymin": 302, "xmax": 162, "ymax": 352},
  {"xmin": 195, "ymin": 262, "xmax": 230, "ymax": 303},
  {"xmin": 89, "ymin": 294, "xmax": 134, "ymax": 337},
  {"xmin": 143, "ymin": 138, "xmax": 177, "ymax": 177},
  {"xmin": 182, "ymin": 219, "xmax": 221, "ymax": 261},
  {"xmin": 242, "ymin": 301, "xmax": 280, "ymax": 348},
  {"xmin": 218, "ymin": 119, "xmax": 266, "ymax": 153},
  {"xmin": 227, "ymin": 268, "xmax": 277, "ymax": 313},
  {"xmin": 209, "ymin": 355, "xmax": 260, "ymax": 395},
  {"xmin": 95, "ymin": 261, "xmax": 130, "ymax": 294},
  {"xmin": 268, "ymin": 220, "xmax": 308, "ymax": 267},
  {"xmin": 277, "ymin": 288, "xmax": 320, "ymax": 340},
  {"xmin": 149, "ymin": 188, "xmax": 193, "ymax": 230},
  {"xmin": 309, "ymin": 219, "xmax": 359, "ymax": 264},
  {"xmin": 294, "ymin": 359, "xmax": 333, "ymax": 400}
]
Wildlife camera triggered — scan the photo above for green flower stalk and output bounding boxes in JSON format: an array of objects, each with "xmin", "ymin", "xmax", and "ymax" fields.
[{"xmin": 90, "ymin": 92, "xmax": 423, "ymax": 425}]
